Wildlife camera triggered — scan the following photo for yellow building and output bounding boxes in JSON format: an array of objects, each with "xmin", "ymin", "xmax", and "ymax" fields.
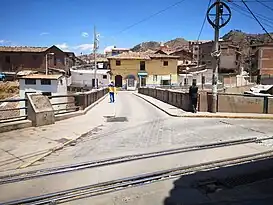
[{"xmin": 108, "ymin": 52, "xmax": 179, "ymax": 89}]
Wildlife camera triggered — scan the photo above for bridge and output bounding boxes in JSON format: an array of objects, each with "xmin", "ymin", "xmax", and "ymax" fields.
[{"xmin": 1, "ymin": 90, "xmax": 273, "ymax": 204}]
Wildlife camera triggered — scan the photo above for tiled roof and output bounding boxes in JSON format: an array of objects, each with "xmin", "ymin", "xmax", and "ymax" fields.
[
  {"xmin": 107, "ymin": 52, "xmax": 179, "ymax": 60},
  {"xmin": 108, "ymin": 52, "xmax": 150, "ymax": 60},
  {"xmin": 0, "ymin": 46, "xmax": 48, "ymax": 52}
]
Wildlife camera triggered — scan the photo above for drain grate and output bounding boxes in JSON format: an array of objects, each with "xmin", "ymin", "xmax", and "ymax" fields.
[
  {"xmin": 194, "ymin": 168, "xmax": 273, "ymax": 194},
  {"xmin": 106, "ymin": 117, "xmax": 128, "ymax": 122},
  {"xmin": 194, "ymin": 178, "xmax": 226, "ymax": 194},
  {"xmin": 220, "ymin": 168, "xmax": 273, "ymax": 188}
]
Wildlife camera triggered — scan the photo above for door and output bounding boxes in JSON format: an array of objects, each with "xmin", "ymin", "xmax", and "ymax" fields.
[
  {"xmin": 115, "ymin": 75, "xmax": 123, "ymax": 87},
  {"xmin": 140, "ymin": 77, "xmax": 146, "ymax": 87}
]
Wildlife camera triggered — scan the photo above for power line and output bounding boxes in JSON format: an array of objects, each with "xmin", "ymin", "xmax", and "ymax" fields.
[
  {"xmin": 227, "ymin": 0, "xmax": 273, "ymax": 23},
  {"xmin": 241, "ymin": 0, "xmax": 273, "ymax": 40},
  {"xmin": 197, "ymin": 0, "xmax": 212, "ymax": 41},
  {"xmin": 228, "ymin": 3, "xmax": 273, "ymax": 28},
  {"xmin": 224, "ymin": 0, "xmax": 273, "ymax": 29},
  {"xmin": 256, "ymin": 0, "xmax": 273, "ymax": 12},
  {"xmin": 116, "ymin": 0, "xmax": 187, "ymax": 35}
]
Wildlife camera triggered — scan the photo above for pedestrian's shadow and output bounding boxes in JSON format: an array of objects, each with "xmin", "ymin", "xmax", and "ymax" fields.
[{"xmin": 164, "ymin": 157, "xmax": 273, "ymax": 205}]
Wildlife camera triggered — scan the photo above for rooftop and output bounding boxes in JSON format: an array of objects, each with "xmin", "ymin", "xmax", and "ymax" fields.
[
  {"xmin": 107, "ymin": 52, "xmax": 179, "ymax": 60},
  {"xmin": 0, "ymin": 46, "xmax": 48, "ymax": 52},
  {"xmin": 18, "ymin": 74, "xmax": 63, "ymax": 80}
]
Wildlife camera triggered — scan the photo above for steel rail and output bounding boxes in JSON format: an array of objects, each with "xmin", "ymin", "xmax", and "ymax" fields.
[
  {"xmin": 4, "ymin": 149, "xmax": 273, "ymax": 205},
  {"xmin": 1, "ymin": 137, "xmax": 272, "ymax": 185}
]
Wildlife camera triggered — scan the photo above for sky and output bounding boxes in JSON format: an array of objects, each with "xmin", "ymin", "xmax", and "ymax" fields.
[{"xmin": 0, "ymin": 0, "xmax": 273, "ymax": 55}]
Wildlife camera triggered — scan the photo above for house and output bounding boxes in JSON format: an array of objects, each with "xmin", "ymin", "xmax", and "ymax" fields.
[
  {"xmin": 108, "ymin": 52, "xmax": 179, "ymax": 89},
  {"xmin": 70, "ymin": 68, "xmax": 110, "ymax": 88},
  {"xmin": 177, "ymin": 64, "xmax": 211, "ymax": 86},
  {"xmin": 251, "ymin": 43, "xmax": 273, "ymax": 76},
  {"xmin": 198, "ymin": 40, "xmax": 241, "ymax": 73},
  {"xmin": 18, "ymin": 74, "xmax": 69, "ymax": 115},
  {"xmin": 155, "ymin": 46, "xmax": 192, "ymax": 64},
  {"xmin": 105, "ymin": 47, "xmax": 130, "ymax": 57},
  {"xmin": 0, "ymin": 45, "xmax": 75, "ymax": 74},
  {"xmin": 188, "ymin": 40, "xmax": 211, "ymax": 64}
]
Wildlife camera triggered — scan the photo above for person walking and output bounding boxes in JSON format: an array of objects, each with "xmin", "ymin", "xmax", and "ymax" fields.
[
  {"xmin": 189, "ymin": 79, "xmax": 198, "ymax": 113},
  {"xmin": 108, "ymin": 81, "xmax": 117, "ymax": 103}
]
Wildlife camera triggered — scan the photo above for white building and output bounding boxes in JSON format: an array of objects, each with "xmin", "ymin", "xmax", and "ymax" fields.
[
  {"xmin": 19, "ymin": 74, "xmax": 69, "ymax": 115},
  {"xmin": 70, "ymin": 69, "xmax": 111, "ymax": 88}
]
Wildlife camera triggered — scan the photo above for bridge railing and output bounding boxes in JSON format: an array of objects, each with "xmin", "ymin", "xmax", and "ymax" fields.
[
  {"xmin": 48, "ymin": 94, "xmax": 80, "ymax": 115},
  {"xmin": 139, "ymin": 87, "xmax": 273, "ymax": 114},
  {"xmin": 0, "ymin": 98, "xmax": 28, "ymax": 123},
  {"xmin": 0, "ymin": 88, "xmax": 108, "ymax": 125}
]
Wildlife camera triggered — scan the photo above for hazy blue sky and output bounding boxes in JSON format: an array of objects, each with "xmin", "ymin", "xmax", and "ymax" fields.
[{"xmin": 1, "ymin": 0, "xmax": 273, "ymax": 54}]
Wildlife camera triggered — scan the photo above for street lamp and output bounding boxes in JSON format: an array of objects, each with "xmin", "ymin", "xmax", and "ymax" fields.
[{"xmin": 46, "ymin": 53, "xmax": 54, "ymax": 75}]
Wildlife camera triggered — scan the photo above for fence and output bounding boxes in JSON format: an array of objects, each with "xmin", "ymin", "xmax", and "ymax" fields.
[
  {"xmin": 0, "ymin": 98, "xmax": 28, "ymax": 122},
  {"xmin": 139, "ymin": 87, "xmax": 273, "ymax": 114}
]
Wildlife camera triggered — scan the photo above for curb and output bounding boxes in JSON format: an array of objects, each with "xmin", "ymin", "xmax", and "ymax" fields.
[
  {"xmin": 17, "ymin": 95, "xmax": 108, "ymax": 169},
  {"xmin": 134, "ymin": 93, "xmax": 181, "ymax": 117},
  {"xmin": 134, "ymin": 93, "xmax": 273, "ymax": 120}
]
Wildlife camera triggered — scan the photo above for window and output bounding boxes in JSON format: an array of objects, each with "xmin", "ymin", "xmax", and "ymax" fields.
[
  {"xmin": 60, "ymin": 79, "xmax": 63, "ymax": 85},
  {"xmin": 140, "ymin": 61, "xmax": 145, "ymax": 71},
  {"xmin": 194, "ymin": 47, "xmax": 198, "ymax": 51},
  {"xmin": 54, "ymin": 56, "xmax": 57, "ymax": 66},
  {"xmin": 207, "ymin": 60, "xmax": 212, "ymax": 65},
  {"xmin": 25, "ymin": 79, "xmax": 36, "ymax": 85},
  {"xmin": 103, "ymin": 75, "xmax": 107, "ymax": 79},
  {"xmin": 5, "ymin": 56, "xmax": 10, "ymax": 63},
  {"xmin": 42, "ymin": 92, "xmax": 52, "ymax": 96},
  {"xmin": 153, "ymin": 75, "xmax": 157, "ymax": 82},
  {"xmin": 163, "ymin": 61, "xmax": 168, "ymax": 66},
  {"xmin": 41, "ymin": 79, "xmax": 51, "ymax": 85},
  {"xmin": 116, "ymin": 60, "xmax": 121, "ymax": 66}
]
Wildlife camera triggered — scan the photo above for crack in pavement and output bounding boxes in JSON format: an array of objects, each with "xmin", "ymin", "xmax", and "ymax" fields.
[{"xmin": 0, "ymin": 148, "xmax": 24, "ymax": 162}]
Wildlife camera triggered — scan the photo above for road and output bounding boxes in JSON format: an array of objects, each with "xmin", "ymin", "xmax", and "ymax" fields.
[
  {"xmin": 1, "ymin": 91, "xmax": 273, "ymax": 204},
  {"xmin": 29, "ymin": 91, "xmax": 273, "ymax": 168}
]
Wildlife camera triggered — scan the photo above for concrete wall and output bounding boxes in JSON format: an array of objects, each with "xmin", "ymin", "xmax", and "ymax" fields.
[{"xmin": 139, "ymin": 88, "xmax": 273, "ymax": 114}]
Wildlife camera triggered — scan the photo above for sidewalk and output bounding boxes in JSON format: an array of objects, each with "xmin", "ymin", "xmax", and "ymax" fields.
[
  {"xmin": 0, "ymin": 97, "xmax": 115, "ymax": 172},
  {"xmin": 134, "ymin": 93, "xmax": 273, "ymax": 120}
]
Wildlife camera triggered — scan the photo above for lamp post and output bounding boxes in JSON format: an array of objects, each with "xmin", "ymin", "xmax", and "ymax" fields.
[{"xmin": 46, "ymin": 53, "xmax": 54, "ymax": 75}]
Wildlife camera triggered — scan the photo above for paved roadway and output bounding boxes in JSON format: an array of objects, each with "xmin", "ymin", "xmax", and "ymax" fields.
[
  {"xmin": 31, "ymin": 91, "xmax": 273, "ymax": 168},
  {"xmin": 2, "ymin": 91, "xmax": 273, "ymax": 204}
]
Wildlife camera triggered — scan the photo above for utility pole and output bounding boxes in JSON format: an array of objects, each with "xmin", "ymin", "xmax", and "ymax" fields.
[
  {"xmin": 93, "ymin": 26, "xmax": 97, "ymax": 89},
  {"xmin": 207, "ymin": 0, "xmax": 231, "ymax": 113},
  {"xmin": 211, "ymin": 0, "xmax": 220, "ymax": 113}
]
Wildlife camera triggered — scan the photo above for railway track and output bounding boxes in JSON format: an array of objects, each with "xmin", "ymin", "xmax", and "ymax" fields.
[
  {"xmin": 0, "ymin": 136, "xmax": 272, "ymax": 185},
  {"xmin": 4, "ymin": 148, "xmax": 273, "ymax": 205}
]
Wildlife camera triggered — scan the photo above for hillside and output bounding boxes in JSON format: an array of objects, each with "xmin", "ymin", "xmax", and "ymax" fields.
[
  {"xmin": 222, "ymin": 30, "xmax": 273, "ymax": 54},
  {"xmin": 131, "ymin": 38, "xmax": 188, "ymax": 52}
]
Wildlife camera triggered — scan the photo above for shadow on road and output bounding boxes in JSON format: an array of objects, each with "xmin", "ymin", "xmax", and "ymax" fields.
[{"xmin": 164, "ymin": 157, "xmax": 273, "ymax": 205}]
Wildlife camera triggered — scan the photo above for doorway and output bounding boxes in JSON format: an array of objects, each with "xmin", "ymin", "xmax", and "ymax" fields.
[{"xmin": 115, "ymin": 75, "xmax": 122, "ymax": 87}]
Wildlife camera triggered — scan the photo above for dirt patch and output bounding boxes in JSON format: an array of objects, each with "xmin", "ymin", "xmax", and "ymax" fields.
[{"xmin": 0, "ymin": 81, "xmax": 19, "ymax": 100}]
